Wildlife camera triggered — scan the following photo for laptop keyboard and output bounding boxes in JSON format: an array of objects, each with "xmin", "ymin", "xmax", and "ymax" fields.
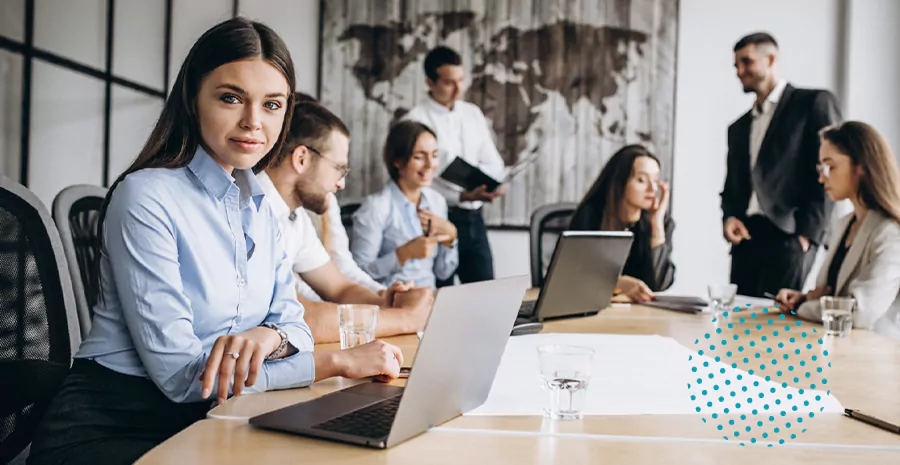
[
  {"xmin": 518, "ymin": 300, "xmax": 537, "ymax": 317},
  {"xmin": 312, "ymin": 395, "xmax": 403, "ymax": 439}
]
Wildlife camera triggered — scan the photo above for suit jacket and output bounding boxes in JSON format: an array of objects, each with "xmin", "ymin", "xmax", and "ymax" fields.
[
  {"xmin": 569, "ymin": 207, "xmax": 675, "ymax": 292},
  {"xmin": 797, "ymin": 211, "xmax": 900, "ymax": 340},
  {"xmin": 720, "ymin": 84, "xmax": 842, "ymax": 245}
]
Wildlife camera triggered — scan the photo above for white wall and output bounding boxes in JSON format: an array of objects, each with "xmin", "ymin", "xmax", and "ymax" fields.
[
  {"xmin": 844, "ymin": 0, "xmax": 900, "ymax": 153},
  {"xmin": 239, "ymin": 0, "xmax": 320, "ymax": 95},
  {"xmin": 669, "ymin": 0, "xmax": 843, "ymax": 295}
]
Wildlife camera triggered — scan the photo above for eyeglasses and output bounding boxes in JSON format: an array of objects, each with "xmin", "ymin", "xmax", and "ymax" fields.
[
  {"xmin": 305, "ymin": 146, "xmax": 350, "ymax": 179},
  {"xmin": 816, "ymin": 163, "xmax": 832, "ymax": 178}
]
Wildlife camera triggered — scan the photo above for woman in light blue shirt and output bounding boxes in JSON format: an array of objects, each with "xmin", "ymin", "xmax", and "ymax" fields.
[
  {"xmin": 351, "ymin": 121, "xmax": 459, "ymax": 288},
  {"xmin": 29, "ymin": 18, "xmax": 402, "ymax": 465}
]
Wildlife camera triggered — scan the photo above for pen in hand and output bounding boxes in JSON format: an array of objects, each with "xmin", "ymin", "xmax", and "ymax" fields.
[
  {"xmin": 425, "ymin": 218, "xmax": 432, "ymax": 237},
  {"xmin": 763, "ymin": 292, "xmax": 792, "ymax": 311}
]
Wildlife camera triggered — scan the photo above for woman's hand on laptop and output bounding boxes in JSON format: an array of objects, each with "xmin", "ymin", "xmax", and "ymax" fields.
[
  {"xmin": 617, "ymin": 276, "xmax": 654, "ymax": 303},
  {"xmin": 314, "ymin": 340, "xmax": 404, "ymax": 383}
]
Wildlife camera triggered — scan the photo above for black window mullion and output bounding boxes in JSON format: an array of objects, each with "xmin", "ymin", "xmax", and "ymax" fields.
[
  {"xmin": 102, "ymin": 0, "xmax": 115, "ymax": 186},
  {"xmin": 19, "ymin": 0, "xmax": 34, "ymax": 186}
]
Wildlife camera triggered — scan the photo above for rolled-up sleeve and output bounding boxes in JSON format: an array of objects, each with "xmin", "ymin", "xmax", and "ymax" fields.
[
  {"xmin": 351, "ymin": 199, "xmax": 401, "ymax": 282},
  {"xmin": 431, "ymin": 196, "xmax": 459, "ymax": 280},
  {"xmin": 105, "ymin": 179, "xmax": 213, "ymax": 403},
  {"xmin": 434, "ymin": 242, "xmax": 459, "ymax": 281}
]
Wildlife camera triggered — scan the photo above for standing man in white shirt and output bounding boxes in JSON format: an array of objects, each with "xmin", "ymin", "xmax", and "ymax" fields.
[
  {"xmin": 720, "ymin": 33, "xmax": 842, "ymax": 297},
  {"xmin": 403, "ymin": 46, "xmax": 506, "ymax": 285},
  {"xmin": 258, "ymin": 99, "xmax": 433, "ymax": 343}
]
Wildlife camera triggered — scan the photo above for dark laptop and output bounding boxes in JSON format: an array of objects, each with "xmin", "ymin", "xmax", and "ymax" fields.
[
  {"xmin": 516, "ymin": 231, "xmax": 634, "ymax": 327},
  {"xmin": 249, "ymin": 276, "xmax": 530, "ymax": 449}
]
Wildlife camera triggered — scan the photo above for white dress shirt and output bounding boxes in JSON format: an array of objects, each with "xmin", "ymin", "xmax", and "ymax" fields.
[
  {"xmin": 747, "ymin": 79, "xmax": 788, "ymax": 216},
  {"xmin": 403, "ymin": 95, "xmax": 506, "ymax": 210},
  {"xmin": 302, "ymin": 193, "xmax": 386, "ymax": 300},
  {"xmin": 256, "ymin": 172, "xmax": 331, "ymax": 291}
]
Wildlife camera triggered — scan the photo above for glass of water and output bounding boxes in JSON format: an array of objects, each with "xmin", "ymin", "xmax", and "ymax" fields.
[
  {"xmin": 537, "ymin": 345, "xmax": 594, "ymax": 420},
  {"xmin": 337, "ymin": 304, "xmax": 378, "ymax": 349},
  {"xmin": 820, "ymin": 296, "xmax": 855, "ymax": 337},
  {"xmin": 708, "ymin": 283, "xmax": 738, "ymax": 314}
]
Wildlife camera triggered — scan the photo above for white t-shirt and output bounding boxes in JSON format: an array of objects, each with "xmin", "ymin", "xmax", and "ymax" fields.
[{"xmin": 256, "ymin": 172, "xmax": 331, "ymax": 292}]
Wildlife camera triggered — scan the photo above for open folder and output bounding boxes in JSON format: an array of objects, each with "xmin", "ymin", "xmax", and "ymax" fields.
[
  {"xmin": 439, "ymin": 157, "xmax": 502, "ymax": 192},
  {"xmin": 641, "ymin": 295, "xmax": 709, "ymax": 314}
]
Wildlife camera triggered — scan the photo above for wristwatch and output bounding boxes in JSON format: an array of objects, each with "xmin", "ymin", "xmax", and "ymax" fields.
[{"xmin": 260, "ymin": 322, "xmax": 289, "ymax": 360}]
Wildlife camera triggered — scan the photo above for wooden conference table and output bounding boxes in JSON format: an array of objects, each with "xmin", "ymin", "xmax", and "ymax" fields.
[{"xmin": 138, "ymin": 290, "xmax": 900, "ymax": 464}]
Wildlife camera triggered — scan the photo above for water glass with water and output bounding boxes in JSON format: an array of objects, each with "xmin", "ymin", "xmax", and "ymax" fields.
[
  {"xmin": 537, "ymin": 345, "xmax": 594, "ymax": 420},
  {"xmin": 338, "ymin": 304, "xmax": 378, "ymax": 349},
  {"xmin": 820, "ymin": 296, "xmax": 855, "ymax": 337},
  {"xmin": 708, "ymin": 283, "xmax": 738, "ymax": 314}
]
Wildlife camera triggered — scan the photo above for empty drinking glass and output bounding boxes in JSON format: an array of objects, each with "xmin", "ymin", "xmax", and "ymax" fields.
[
  {"xmin": 537, "ymin": 345, "xmax": 594, "ymax": 420},
  {"xmin": 337, "ymin": 304, "xmax": 378, "ymax": 349},
  {"xmin": 708, "ymin": 284, "xmax": 738, "ymax": 314},
  {"xmin": 820, "ymin": 296, "xmax": 855, "ymax": 337}
]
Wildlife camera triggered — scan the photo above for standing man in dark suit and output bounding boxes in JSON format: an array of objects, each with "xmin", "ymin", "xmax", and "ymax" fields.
[{"xmin": 721, "ymin": 32, "xmax": 842, "ymax": 298}]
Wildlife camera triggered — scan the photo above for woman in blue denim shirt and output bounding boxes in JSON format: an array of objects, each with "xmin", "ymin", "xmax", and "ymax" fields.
[
  {"xmin": 351, "ymin": 121, "xmax": 459, "ymax": 288},
  {"xmin": 28, "ymin": 18, "xmax": 402, "ymax": 465}
]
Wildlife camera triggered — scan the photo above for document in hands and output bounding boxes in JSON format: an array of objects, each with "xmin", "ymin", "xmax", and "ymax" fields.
[
  {"xmin": 439, "ymin": 156, "xmax": 502, "ymax": 192},
  {"xmin": 465, "ymin": 333, "xmax": 843, "ymax": 416}
]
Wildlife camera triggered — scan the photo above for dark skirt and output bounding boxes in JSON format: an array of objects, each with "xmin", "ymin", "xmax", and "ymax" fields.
[{"xmin": 27, "ymin": 359, "xmax": 211, "ymax": 465}]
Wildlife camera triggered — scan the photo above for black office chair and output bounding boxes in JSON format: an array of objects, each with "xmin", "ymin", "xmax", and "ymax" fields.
[
  {"xmin": 0, "ymin": 175, "xmax": 80, "ymax": 464},
  {"xmin": 529, "ymin": 202, "xmax": 578, "ymax": 288},
  {"xmin": 52, "ymin": 185, "xmax": 107, "ymax": 339},
  {"xmin": 339, "ymin": 202, "xmax": 361, "ymax": 248}
]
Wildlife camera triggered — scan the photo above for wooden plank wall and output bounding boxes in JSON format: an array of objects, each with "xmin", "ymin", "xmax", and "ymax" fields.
[{"xmin": 320, "ymin": 0, "xmax": 678, "ymax": 227}]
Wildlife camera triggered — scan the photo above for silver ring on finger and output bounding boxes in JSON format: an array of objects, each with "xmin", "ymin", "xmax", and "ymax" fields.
[{"xmin": 225, "ymin": 352, "xmax": 240, "ymax": 360}]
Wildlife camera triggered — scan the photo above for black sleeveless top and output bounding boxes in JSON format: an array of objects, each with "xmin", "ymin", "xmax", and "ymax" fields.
[{"xmin": 826, "ymin": 216, "xmax": 856, "ymax": 293}]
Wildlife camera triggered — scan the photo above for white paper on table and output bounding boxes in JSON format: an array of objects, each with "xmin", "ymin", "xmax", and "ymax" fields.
[{"xmin": 466, "ymin": 333, "xmax": 842, "ymax": 416}]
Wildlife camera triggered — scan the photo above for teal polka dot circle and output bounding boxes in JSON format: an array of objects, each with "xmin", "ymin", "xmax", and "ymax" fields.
[{"xmin": 687, "ymin": 303, "xmax": 836, "ymax": 446}]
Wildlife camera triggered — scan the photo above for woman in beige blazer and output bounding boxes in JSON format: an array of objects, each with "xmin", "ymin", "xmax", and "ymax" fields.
[{"xmin": 776, "ymin": 121, "xmax": 900, "ymax": 340}]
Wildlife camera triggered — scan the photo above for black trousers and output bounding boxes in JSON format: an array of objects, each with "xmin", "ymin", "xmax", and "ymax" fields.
[
  {"xmin": 729, "ymin": 215, "xmax": 817, "ymax": 298},
  {"xmin": 27, "ymin": 359, "xmax": 210, "ymax": 465},
  {"xmin": 437, "ymin": 207, "xmax": 494, "ymax": 287}
]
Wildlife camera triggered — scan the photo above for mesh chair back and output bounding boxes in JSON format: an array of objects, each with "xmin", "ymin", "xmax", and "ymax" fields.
[{"xmin": 0, "ymin": 176, "xmax": 80, "ymax": 463}]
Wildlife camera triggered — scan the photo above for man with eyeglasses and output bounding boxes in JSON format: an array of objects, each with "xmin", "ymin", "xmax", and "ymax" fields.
[
  {"xmin": 256, "ymin": 98, "xmax": 433, "ymax": 343},
  {"xmin": 720, "ymin": 32, "xmax": 842, "ymax": 298}
]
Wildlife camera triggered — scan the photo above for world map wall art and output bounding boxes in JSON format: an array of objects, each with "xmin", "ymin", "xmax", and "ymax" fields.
[{"xmin": 319, "ymin": 0, "xmax": 679, "ymax": 227}]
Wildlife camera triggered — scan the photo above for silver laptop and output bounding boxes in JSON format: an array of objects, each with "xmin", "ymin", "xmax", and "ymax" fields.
[
  {"xmin": 517, "ymin": 231, "xmax": 634, "ymax": 324},
  {"xmin": 249, "ymin": 275, "xmax": 530, "ymax": 448}
]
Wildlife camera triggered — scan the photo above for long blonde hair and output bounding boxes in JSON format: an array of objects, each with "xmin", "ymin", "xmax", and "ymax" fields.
[{"xmin": 820, "ymin": 121, "xmax": 900, "ymax": 223}]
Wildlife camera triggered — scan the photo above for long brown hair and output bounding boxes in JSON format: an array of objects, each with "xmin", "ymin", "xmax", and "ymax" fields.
[
  {"xmin": 819, "ymin": 121, "xmax": 900, "ymax": 223},
  {"xmin": 572, "ymin": 144, "xmax": 660, "ymax": 230},
  {"xmin": 97, "ymin": 17, "xmax": 295, "ymax": 239},
  {"xmin": 96, "ymin": 17, "xmax": 296, "ymax": 281}
]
